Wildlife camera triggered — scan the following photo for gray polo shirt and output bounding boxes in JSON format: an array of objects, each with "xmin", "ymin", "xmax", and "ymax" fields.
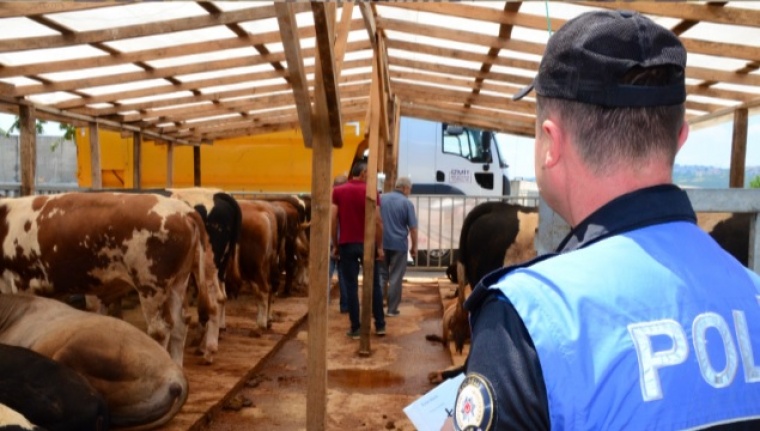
[{"xmin": 380, "ymin": 190, "xmax": 417, "ymax": 251}]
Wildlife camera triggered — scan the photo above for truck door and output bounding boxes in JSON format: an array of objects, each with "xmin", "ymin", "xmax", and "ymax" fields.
[{"xmin": 435, "ymin": 124, "xmax": 499, "ymax": 196}]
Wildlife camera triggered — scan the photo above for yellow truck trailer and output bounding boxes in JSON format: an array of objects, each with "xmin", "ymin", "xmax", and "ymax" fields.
[{"xmin": 75, "ymin": 122, "xmax": 367, "ymax": 192}]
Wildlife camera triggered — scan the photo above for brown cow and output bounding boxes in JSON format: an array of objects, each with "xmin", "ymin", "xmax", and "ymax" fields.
[
  {"xmin": 226, "ymin": 199, "xmax": 280, "ymax": 330},
  {"xmin": 0, "ymin": 192, "xmax": 221, "ymax": 365},
  {"xmin": 0, "ymin": 294, "xmax": 187, "ymax": 430},
  {"xmin": 256, "ymin": 195, "xmax": 310, "ymax": 296}
]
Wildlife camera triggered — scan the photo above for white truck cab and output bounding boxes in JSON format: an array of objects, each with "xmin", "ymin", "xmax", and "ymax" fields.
[{"xmin": 397, "ymin": 117, "xmax": 511, "ymax": 196}]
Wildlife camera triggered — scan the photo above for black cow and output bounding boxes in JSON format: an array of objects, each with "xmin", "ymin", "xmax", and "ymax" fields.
[
  {"xmin": 0, "ymin": 403, "xmax": 43, "ymax": 431},
  {"xmin": 0, "ymin": 344, "xmax": 109, "ymax": 431},
  {"xmin": 459, "ymin": 201, "xmax": 539, "ymax": 289},
  {"xmin": 430, "ymin": 201, "xmax": 539, "ymax": 353},
  {"xmin": 428, "ymin": 201, "xmax": 539, "ymax": 383},
  {"xmin": 708, "ymin": 212, "xmax": 751, "ymax": 267}
]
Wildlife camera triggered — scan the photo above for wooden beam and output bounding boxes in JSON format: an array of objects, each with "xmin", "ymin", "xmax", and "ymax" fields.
[
  {"xmin": 688, "ymin": 96, "xmax": 760, "ymax": 126},
  {"xmin": 13, "ymin": 49, "xmax": 290, "ymax": 97},
  {"xmin": 333, "ymin": 3, "xmax": 355, "ymax": 78},
  {"xmin": 133, "ymin": 86, "xmax": 369, "ymax": 131},
  {"xmin": 193, "ymin": 145, "xmax": 201, "ymax": 187},
  {"xmin": 276, "ymin": 1, "xmax": 314, "ymax": 148},
  {"xmin": 730, "ymin": 107, "xmax": 749, "ymax": 188},
  {"xmin": 177, "ymin": 106, "xmax": 367, "ymax": 141},
  {"xmin": 165, "ymin": 143, "xmax": 174, "ymax": 188},
  {"xmin": 389, "ymin": 69, "xmax": 522, "ymax": 96},
  {"xmin": 19, "ymin": 105, "xmax": 36, "ymax": 196},
  {"xmin": 465, "ymin": 2, "xmax": 521, "ymax": 109},
  {"xmin": 376, "ymin": 35, "xmax": 390, "ymax": 143},
  {"xmin": 377, "ymin": 16, "xmax": 544, "ymax": 56},
  {"xmin": 384, "ymin": 2, "xmax": 551, "ymax": 31},
  {"xmin": 588, "ymin": 2, "xmax": 760, "ymax": 28},
  {"xmin": 358, "ymin": 2, "xmax": 377, "ymax": 51},
  {"xmin": 306, "ymin": 2, "xmax": 339, "ymax": 427},
  {"xmin": 388, "ymin": 42, "xmax": 535, "ymax": 85},
  {"xmin": 359, "ymin": 47, "xmax": 382, "ymax": 356},
  {"xmin": 312, "ymin": 2, "xmax": 343, "ymax": 149},
  {"xmin": 401, "ymin": 102, "xmax": 535, "ymax": 137},
  {"xmin": 132, "ymin": 132, "xmax": 142, "ymax": 190},
  {"xmin": 0, "ymin": 5, "xmax": 288, "ymax": 53},
  {"xmin": 53, "ymin": 53, "xmax": 370, "ymax": 112},
  {"xmin": 687, "ymin": 65, "xmax": 760, "ymax": 88},
  {"xmin": 385, "ymin": 95, "xmax": 402, "ymax": 192},
  {"xmin": 0, "ymin": 2, "xmax": 116, "ymax": 19},
  {"xmin": 89, "ymin": 122, "xmax": 102, "ymax": 189},
  {"xmin": 392, "ymin": 80, "xmax": 536, "ymax": 115}
]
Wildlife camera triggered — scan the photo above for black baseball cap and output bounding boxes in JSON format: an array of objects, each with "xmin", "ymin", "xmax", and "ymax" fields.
[{"xmin": 512, "ymin": 10, "xmax": 686, "ymax": 107}]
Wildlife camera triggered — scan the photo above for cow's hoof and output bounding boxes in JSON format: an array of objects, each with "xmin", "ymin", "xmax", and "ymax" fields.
[{"xmin": 202, "ymin": 353, "xmax": 214, "ymax": 365}]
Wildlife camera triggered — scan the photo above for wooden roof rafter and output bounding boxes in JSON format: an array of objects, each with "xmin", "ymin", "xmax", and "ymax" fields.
[{"xmin": 0, "ymin": 1, "xmax": 758, "ymax": 144}]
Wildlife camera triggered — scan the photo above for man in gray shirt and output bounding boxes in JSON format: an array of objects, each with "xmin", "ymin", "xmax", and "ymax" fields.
[{"xmin": 380, "ymin": 176, "xmax": 418, "ymax": 316}]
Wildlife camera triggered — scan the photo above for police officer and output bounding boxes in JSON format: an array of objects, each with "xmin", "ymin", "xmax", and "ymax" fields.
[{"xmin": 444, "ymin": 9, "xmax": 760, "ymax": 431}]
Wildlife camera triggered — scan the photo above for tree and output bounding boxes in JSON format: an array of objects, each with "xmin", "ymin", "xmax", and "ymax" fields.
[
  {"xmin": 750, "ymin": 175, "xmax": 760, "ymax": 189},
  {"xmin": 1, "ymin": 116, "xmax": 75, "ymax": 152},
  {"xmin": 1, "ymin": 117, "xmax": 45, "ymax": 137}
]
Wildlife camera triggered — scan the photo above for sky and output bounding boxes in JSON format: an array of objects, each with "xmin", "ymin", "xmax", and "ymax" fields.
[{"xmin": 2, "ymin": 111, "xmax": 759, "ymax": 181}]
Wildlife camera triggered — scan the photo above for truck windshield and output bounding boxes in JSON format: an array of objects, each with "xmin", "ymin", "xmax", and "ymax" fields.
[{"xmin": 442, "ymin": 125, "xmax": 494, "ymax": 164}]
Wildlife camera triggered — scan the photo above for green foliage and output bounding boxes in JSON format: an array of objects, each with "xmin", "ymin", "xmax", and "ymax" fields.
[
  {"xmin": 750, "ymin": 175, "xmax": 760, "ymax": 189},
  {"xmin": 1, "ymin": 116, "xmax": 46, "ymax": 137},
  {"xmin": 1, "ymin": 116, "xmax": 76, "ymax": 152}
]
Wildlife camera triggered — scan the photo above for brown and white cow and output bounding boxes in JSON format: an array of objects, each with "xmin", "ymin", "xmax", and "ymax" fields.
[
  {"xmin": 225, "ymin": 199, "xmax": 280, "ymax": 330},
  {"xmin": 0, "ymin": 192, "xmax": 221, "ymax": 365},
  {"xmin": 0, "ymin": 294, "xmax": 187, "ymax": 430}
]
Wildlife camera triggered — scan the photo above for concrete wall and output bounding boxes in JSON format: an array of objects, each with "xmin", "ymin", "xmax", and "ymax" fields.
[{"xmin": 0, "ymin": 135, "xmax": 78, "ymax": 185}]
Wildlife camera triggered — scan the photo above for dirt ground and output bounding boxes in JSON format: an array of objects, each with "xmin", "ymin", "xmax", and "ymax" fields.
[{"xmin": 198, "ymin": 272, "xmax": 463, "ymax": 431}]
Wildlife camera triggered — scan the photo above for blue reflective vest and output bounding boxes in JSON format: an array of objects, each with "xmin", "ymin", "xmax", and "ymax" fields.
[{"xmin": 491, "ymin": 221, "xmax": 760, "ymax": 430}]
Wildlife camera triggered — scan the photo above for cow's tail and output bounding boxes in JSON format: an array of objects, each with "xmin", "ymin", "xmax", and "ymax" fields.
[{"xmin": 117, "ymin": 373, "xmax": 189, "ymax": 431}]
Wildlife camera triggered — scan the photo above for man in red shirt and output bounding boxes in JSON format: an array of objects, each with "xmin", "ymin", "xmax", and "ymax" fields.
[{"xmin": 331, "ymin": 162, "xmax": 386, "ymax": 339}]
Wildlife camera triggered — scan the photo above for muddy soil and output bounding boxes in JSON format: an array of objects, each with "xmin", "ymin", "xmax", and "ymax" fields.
[{"xmin": 200, "ymin": 273, "xmax": 462, "ymax": 431}]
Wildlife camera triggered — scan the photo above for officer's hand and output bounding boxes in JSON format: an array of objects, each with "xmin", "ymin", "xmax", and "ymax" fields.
[
  {"xmin": 376, "ymin": 248, "xmax": 385, "ymax": 261},
  {"xmin": 440, "ymin": 417, "xmax": 455, "ymax": 431}
]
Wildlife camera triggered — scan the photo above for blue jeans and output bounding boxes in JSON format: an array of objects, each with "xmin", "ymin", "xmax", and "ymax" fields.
[
  {"xmin": 338, "ymin": 243, "xmax": 385, "ymax": 332},
  {"xmin": 329, "ymin": 256, "xmax": 348, "ymax": 312}
]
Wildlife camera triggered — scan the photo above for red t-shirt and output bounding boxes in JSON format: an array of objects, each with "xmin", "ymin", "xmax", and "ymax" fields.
[{"xmin": 332, "ymin": 179, "xmax": 380, "ymax": 245}]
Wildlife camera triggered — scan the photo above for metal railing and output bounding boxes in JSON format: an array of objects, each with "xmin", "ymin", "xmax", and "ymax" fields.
[
  {"xmin": 410, "ymin": 194, "xmax": 539, "ymax": 269},
  {"xmin": 538, "ymin": 188, "xmax": 760, "ymax": 273}
]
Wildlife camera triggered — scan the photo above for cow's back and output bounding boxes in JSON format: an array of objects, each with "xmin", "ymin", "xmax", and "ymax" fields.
[
  {"xmin": 459, "ymin": 201, "xmax": 538, "ymax": 287},
  {"xmin": 0, "ymin": 192, "xmax": 197, "ymax": 296}
]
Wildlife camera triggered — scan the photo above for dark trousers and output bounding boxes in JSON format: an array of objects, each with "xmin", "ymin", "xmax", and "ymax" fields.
[
  {"xmin": 329, "ymin": 256, "xmax": 348, "ymax": 312},
  {"xmin": 338, "ymin": 243, "xmax": 385, "ymax": 332}
]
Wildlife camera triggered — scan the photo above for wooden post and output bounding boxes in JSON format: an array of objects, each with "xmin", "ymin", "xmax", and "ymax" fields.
[
  {"xmin": 193, "ymin": 146, "xmax": 201, "ymax": 187},
  {"xmin": 385, "ymin": 96, "xmax": 401, "ymax": 193},
  {"xmin": 166, "ymin": 142, "xmax": 174, "ymax": 188},
  {"xmin": 306, "ymin": 3, "xmax": 337, "ymax": 430},
  {"xmin": 19, "ymin": 105, "xmax": 36, "ymax": 196},
  {"xmin": 729, "ymin": 107, "xmax": 748, "ymax": 188},
  {"xmin": 89, "ymin": 122, "xmax": 102, "ymax": 190},
  {"xmin": 132, "ymin": 132, "xmax": 141, "ymax": 190},
  {"xmin": 359, "ymin": 45, "xmax": 382, "ymax": 356}
]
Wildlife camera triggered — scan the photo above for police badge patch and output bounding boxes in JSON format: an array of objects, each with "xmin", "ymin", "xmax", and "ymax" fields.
[{"xmin": 453, "ymin": 373, "xmax": 495, "ymax": 431}]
